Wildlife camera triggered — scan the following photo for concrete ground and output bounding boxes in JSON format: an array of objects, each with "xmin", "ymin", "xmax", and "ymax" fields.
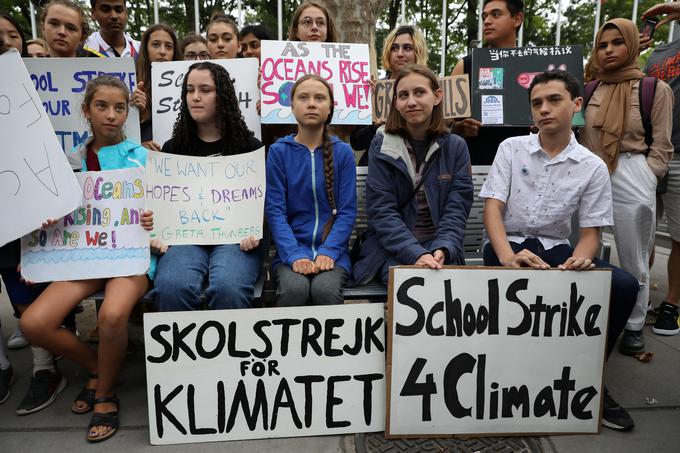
[{"xmin": 1, "ymin": 238, "xmax": 678, "ymax": 452}]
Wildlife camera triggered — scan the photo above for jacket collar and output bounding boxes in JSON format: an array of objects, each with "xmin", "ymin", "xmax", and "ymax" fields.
[{"xmin": 375, "ymin": 126, "xmax": 441, "ymax": 186}]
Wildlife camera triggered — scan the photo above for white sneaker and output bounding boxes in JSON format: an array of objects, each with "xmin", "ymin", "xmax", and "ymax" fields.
[{"xmin": 7, "ymin": 326, "xmax": 28, "ymax": 349}]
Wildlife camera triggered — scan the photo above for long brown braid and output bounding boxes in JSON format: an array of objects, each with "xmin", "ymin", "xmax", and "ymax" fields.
[{"xmin": 290, "ymin": 74, "xmax": 336, "ymax": 242}]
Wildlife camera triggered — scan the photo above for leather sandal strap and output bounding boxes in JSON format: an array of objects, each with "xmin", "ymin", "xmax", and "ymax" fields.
[{"xmin": 93, "ymin": 396, "xmax": 118, "ymax": 405}]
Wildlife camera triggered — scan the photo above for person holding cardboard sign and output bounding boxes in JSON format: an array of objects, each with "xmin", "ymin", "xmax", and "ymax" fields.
[
  {"xmin": 481, "ymin": 70, "xmax": 638, "ymax": 431},
  {"xmin": 152, "ymin": 62, "xmax": 264, "ymax": 312},
  {"xmin": 351, "ymin": 25, "xmax": 430, "ymax": 164},
  {"xmin": 351, "ymin": 65, "xmax": 473, "ymax": 286},
  {"xmin": 266, "ymin": 75, "xmax": 357, "ymax": 306},
  {"xmin": 20, "ymin": 76, "xmax": 157, "ymax": 442}
]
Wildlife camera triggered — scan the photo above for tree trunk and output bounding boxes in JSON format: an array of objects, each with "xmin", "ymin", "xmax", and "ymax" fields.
[{"xmin": 322, "ymin": 0, "xmax": 390, "ymax": 77}]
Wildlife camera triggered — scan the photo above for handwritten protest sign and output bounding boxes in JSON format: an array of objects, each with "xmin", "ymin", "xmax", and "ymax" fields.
[
  {"xmin": 373, "ymin": 75, "xmax": 471, "ymax": 122},
  {"xmin": 471, "ymin": 46, "xmax": 584, "ymax": 126},
  {"xmin": 386, "ymin": 267, "xmax": 611, "ymax": 436},
  {"xmin": 260, "ymin": 40, "xmax": 372, "ymax": 125},
  {"xmin": 144, "ymin": 304, "xmax": 386, "ymax": 445},
  {"xmin": 145, "ymin": 148, "xmax": 265, "ymax": 245},
  {"xmin": 151, "ymin": 58, "xmax": 261, "ymax": 144},
  {"xmin": 24, "ymin": 57, "xmax": 141, "ymax": 151},
  {"xmin": 20, "ymin": 168, "xmax": 150, "ymax": 282},
  {"xmin": 0, "ymin": 50, "xmax": 82, "ymax": 247}
]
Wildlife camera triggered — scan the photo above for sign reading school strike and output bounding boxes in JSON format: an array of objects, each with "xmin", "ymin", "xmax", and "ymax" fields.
[
  {"xmin": 373, "ymin": 76, "xmax": 471, "ymax": 122},
  {"xmin": 470, "ymin": 45, "xmax": 584, "ymax": 126},
  {"xmin": 20, "ymin": 168, "xmax": 150, "ymax": 282},
  {"xmin": 260, "ymin": 40, "xmax": 372, "ymax": 125},
  {"xmin": 151, "ymin": 58, "xmax": 261, "ymax": 144},
  {"xmin": 24, "ymin": 57, "xmax": 141, "ymax": 151},
  {"xmin": 0, "ymin": 50, "xmax": 82, "ymax": 247},
  {"xmin": 145, "ymin": 148, "xmax": 265, "ymax": 245},
  {"xmin": 387, "ymin": 267, "xmax": 611, "ymax": 437},
  {"xmin": 144, "ymin": 304, "xmax": 386, "ymax": 445}
]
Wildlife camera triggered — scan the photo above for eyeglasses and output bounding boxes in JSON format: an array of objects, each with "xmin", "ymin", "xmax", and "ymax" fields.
[
  {"xmin": 298, "ymin": 17, "xmax": 327, "ymax": 29},
  {"xmin": 185, "ymin": 51, "xmax": 211, "ymax": 60},
  {"xmin": 390, "ymin": 43, "xmax": 415, "ymax": 53}
]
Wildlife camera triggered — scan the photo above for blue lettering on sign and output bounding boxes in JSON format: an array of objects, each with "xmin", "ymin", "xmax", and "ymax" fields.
[
  {"xmin": 72, "ymin": 71, "xmax": 137, "ymax": 93},
  {"xmin": 30, "ymin": 72, "xmax": 59, "ymax": 93}
]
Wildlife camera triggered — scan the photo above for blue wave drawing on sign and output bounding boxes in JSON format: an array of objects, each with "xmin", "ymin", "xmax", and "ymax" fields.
[
  {"xmin": 262, "ymin": 108, "xmax": 372, "ymax": 125},
  {"xmin": 22, "ymin": 247, "xmax": 149, "ymax": 264}
]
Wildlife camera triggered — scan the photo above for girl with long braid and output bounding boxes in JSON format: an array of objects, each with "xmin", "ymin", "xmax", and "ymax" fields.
[
  {"xmin": 152, "ymin": 62, "xmax": 264, "ymax": 311},
  {"xmin": 266, "ymin": 74, "xmax": 357, "ymax": 306}
]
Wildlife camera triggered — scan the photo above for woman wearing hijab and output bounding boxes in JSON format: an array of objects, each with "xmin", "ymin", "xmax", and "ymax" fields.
[{"xmin": 580, "ymin": 18, "xmax": 673, "ymax": 355}]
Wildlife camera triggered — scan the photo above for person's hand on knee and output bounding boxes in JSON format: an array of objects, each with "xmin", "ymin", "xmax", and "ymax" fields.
[
  {"xmin": 292, "ymin": 258, "xmax": 316, "ymax": 275},
  {"xmin": 558, "ymin": 256, "xmax": 596, "ymax": 271},
  {"xmin": 503, "ymin": 249, "xmax": 550, "ymax": 269},
  {"xmin": 314, "ymin": 255, "xmax": 334, "ymax": 271},
  {"xmin": 415, "ymin": 253, "xmax": 442, "ymax": 269}
]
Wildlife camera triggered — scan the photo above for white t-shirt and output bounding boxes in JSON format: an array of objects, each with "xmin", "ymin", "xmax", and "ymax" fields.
[{"xmin": 83, "ymin": 31, "xmax": 140, "ymax": 58}]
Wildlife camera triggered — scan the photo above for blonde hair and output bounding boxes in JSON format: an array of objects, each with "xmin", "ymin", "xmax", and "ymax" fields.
[{"xmin": 381, "ymin": 25, "xmax": 429, "ymax": 75}]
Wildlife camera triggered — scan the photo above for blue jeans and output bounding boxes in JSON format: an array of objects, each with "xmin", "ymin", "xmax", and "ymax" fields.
[
  {"xmin": 152, "ymin": 244, "xmax": 263, "ymax": 311},
  {"xmin": 483, "ymin": 239, "xmax": 638, "ymax": 358}
]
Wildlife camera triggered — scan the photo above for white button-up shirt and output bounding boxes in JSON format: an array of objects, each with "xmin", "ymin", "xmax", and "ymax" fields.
[
  {"xmin": 84, "ymin": 31, "xmax": 140, "ymax": 58},
  {"xmin": 479, "ymin": 133, "xmax": 613, "ymax": 250}
]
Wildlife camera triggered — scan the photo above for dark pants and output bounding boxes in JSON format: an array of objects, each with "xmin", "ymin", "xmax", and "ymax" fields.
[
  {"xmin": 483, "ymin": 239, "xmax": 638, "ymax": 358},
  {"xmin": 274, "ymin": 264, "xmax": 347, "ymax": 306}
]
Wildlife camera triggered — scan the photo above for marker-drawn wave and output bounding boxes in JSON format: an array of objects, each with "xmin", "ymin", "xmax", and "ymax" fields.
[
  {"xmin": 22, "ymin": 247, "xmax": 149, "ymax": 264},
  {"xmin": 262, "ymin": 108, "xmax": 372, "ymax": 125}
]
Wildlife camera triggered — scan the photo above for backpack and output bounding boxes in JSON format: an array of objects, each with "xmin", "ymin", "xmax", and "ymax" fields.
[{"xmin": 583, "ymin": 77, "xmax": 669, "ymax": 193}]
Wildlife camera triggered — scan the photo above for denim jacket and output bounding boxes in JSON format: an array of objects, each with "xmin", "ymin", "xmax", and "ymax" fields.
[{"xmin": 350, "ymin": 127, "xmax": 473, "ymax": 285}]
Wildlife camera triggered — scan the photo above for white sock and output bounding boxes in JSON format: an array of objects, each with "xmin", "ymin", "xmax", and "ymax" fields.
[
  {"xmin": 31, "ymin": 346, "xmax": 55, "ymax": 375},
  {"xmin": 0, "ymin": 321, "xmax": 11, "ymax": 370}
]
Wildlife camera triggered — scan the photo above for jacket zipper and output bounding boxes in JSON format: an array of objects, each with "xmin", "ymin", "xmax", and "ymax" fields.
[{"xmin": 310, "ymin": 149, "xmax": 320, "ymax": 258}]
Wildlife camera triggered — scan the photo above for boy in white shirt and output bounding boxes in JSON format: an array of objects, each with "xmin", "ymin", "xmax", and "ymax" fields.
[
  {"xmin": 480, "ymin": 70, "xmax": 638, "ymax": 431},
  {"xmin": 84, "ymin": 0, "xmax": 140, "ymax": 58}
]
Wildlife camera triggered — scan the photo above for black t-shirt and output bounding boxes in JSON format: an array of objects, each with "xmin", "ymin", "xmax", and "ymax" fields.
[
  {"xmin": 462, "ymin": 55, "xmax": 528, "ymax": 165},
  {"xmin": 161, "ymin": 134, "xmax": 263, "ymax": 157}
]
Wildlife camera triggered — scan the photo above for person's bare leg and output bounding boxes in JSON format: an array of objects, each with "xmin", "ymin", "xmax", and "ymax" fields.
[
  {"xmin": 88, "ymin": 275, "xmax": 148, "ymax": 440},
  {"xmin": 667, "ymin": 240, "xmax": 680, "ymax": 305}
]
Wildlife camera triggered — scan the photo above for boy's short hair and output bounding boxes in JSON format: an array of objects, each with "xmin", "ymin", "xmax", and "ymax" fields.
[
  {"xmin": 483, "ymin": 0, "xmax": 524, "ymax": 15},
  {"xmin": 90, "ymin": 0, "xmax": 126, "ymax": 8},
  {"xmin": 528, "ymin": 70, "xmax": 582, "ymax": 100}
]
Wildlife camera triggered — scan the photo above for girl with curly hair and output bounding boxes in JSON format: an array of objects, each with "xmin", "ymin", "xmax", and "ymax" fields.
[
  {"xmin": 266, "ymin": 75, "xmax": 357, "ymax": 306},
  {"xmin": 152, "ymin": 62, "xmax": 264, "ymax": 311}
]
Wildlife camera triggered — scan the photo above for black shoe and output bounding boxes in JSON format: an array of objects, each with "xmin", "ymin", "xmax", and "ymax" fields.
[
  {"xmin": 0, "ymin": 365, "xmax": 13, "ymax": 405},
  {"xmin": 601, "ymin": 390, "xmax": 634, "ymax": 431},
  {"xmin": 15, "ymin": 369, "xmax": 66, "ymax": 415},
  {"xmin": 619, "ymin": 329, "xmax": 645, "ymax": 355},
  {"xmin": 652, "ymin": 302, "xmax": 680, "ymax": 336}
]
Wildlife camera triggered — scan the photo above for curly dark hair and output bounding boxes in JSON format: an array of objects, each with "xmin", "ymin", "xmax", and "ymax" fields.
[{"xmin": 170, "ymin": 61, "xmax": 254, "ymax": 156}]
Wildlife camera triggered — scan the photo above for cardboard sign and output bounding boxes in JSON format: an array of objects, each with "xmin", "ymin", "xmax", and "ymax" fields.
[
  {"xmin": 373, "ymin": 75, "xmax": 471, "ymax": 122},
  {"xmin": 0, "ymin": 50, "xmax": 82, "ymax": 247},
  {"xmin": 20, "ymin": 168, "xmax": 150, "ymax": 282},
  {"xmin": 260, "ymin": 40, "xmax": 372, "ymax": 125},
  {"xmin": 24, "ymin": 57, "xmax": 141, "ymax": 151},
  {"xmin": 151, "ymin": 59, "xmax": 261, "ymax": 144},
  {"xmin": 144, "ymin": 304, "xmax": 386, "ymax": 445},
  {"xmin": 386, "ymin": 267, "xmax": 611, "ymax": 437},
  {"xmin": 471, "ymin": 46, "xmax": 584, "ymax": 126},
  {"xmin": 145, "ymin": 148, "xmax": 265, "ymax": 245}
]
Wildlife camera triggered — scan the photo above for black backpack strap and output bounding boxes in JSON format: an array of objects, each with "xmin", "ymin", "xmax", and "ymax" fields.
[
  {"xmin": 639, "ymin": 76, "xmax": 658, "ymax": 151},
  {"xmin": 583, "ymin": 80, "xmax": 601, "ymax": 110},
  {"xmin": 463, "ymin": 55, "xmax": 471, "ymax": 75}
]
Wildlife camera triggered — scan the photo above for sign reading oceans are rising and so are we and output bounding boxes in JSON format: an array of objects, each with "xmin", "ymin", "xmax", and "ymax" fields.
[
  {"xmin": 145, "ymin": 148, "xmax": 266, "ymax": 245},
  {"xmin": 144, "ymin": 304, "xmax": 386, "ymax": 445},
  {"xmin": 24, "ymin": 57, "xmax": 141, "ymax": 151},
  {"xmin": 260, "ymin": 40, "xmax": 372, "ymax": 125},
  {"xmin": 20, "ymin": 168, "xmax": 150, "ymax": 282},
  {"xmin": 0, "ymin": 50, "xmax": 82, "ymax": 247},
  {"xmin": 387, "ymin": 267, "xmax": 611, "ymax": 437}
]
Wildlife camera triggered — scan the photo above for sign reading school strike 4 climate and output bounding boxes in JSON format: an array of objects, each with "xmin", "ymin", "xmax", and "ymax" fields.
[
  {"xmin": 260, "ymin": 40, "xmax": 372, "ymax": 125},
  {"xmin": 151, "ymin": 59, "xmax": 261, "ymax": 144},
  {"xmin": 144, "ymin": 304, "xmax": 386, "ymax": 445},
  {"xmin": 145, "ymin": 148, "xmax": 265, "ymax": 245},
  {"xmin": 24, "ymin": 57, "xmax": 141, "ymax": 152},
  {"xmin": 387, "ymin": 267, "xmax": 611, "ymax": 437},
  {"xmin": 0, "ymin": 50, "xmax": 82, "ymax": 247},
  {"xmin": 20, "ymin": 168, "xmax": 150, "ymax": 282}
]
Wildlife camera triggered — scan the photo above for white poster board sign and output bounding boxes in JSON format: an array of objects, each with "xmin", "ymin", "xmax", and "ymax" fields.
[
  {"xmin": 151, "ymin": 58, "xmax": 261, "ymax": 145},
  {"xmin": 144, "ymin": 304, "xmax": 386, "ymax": 445},
  {"xmin": 0, "ymin": 50, "xmax": 82, "ymax": 247},
  {"xmin": 21, "ymin": 168, "xmax": 150, "ymax": 282},
  {"xmin": 260, "ymin": 40, "xmax": 372, "ymax": 125},
  {"xmin": 24, "ymin": 57, "xmax": 141, "ymax": 151},
  {"xmin": 387, "ymin": 267, "xmax": 611, "ymax": 437},
  {"xmin": 145, "ymin": 148, "xmax": 265, "ymax": 245}
]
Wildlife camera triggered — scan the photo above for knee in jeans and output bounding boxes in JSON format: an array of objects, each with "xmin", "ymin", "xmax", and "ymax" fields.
[{"xmin": 310, "ymin": 282, "xmax": 342, "ymax": 305}]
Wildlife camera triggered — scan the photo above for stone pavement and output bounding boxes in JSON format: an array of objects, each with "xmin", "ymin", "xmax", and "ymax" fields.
[{"xmin": 1, "ymin": 240, "xmax": 678, "ymax": 452}]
